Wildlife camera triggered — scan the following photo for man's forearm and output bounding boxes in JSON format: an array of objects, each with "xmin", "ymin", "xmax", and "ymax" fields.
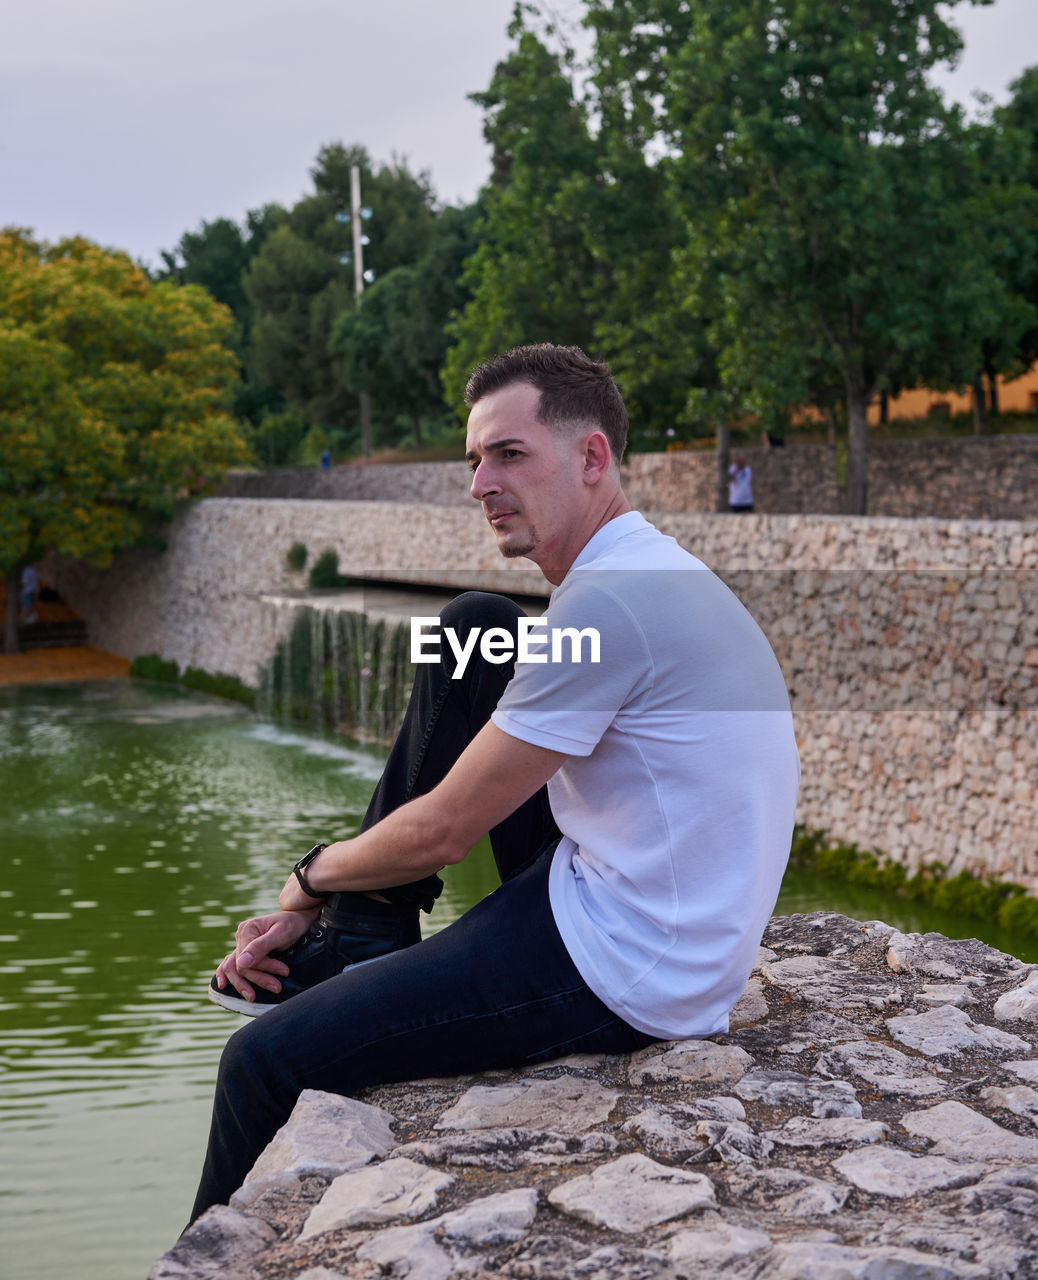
[{"xmin": 278, "ymin": 793, "xmax": 464, "ymax": 911}]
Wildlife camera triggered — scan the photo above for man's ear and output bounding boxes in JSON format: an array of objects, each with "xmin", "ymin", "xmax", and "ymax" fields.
[{"xmin": 581, "ymin": 430, "xmax": 613, "ymax": 484}]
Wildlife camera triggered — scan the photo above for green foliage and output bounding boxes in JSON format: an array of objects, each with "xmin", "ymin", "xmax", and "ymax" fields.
[
  {"xmin": 130, "ymin": 652, "xmax": 255, "ymax": 705},
  {"xmin": 580, "ymin": 1, "xmax": 1037, "ymax": 505},
  {"xmin": 0, "ymin": 230, "xmax": 248, "ymax": 588},
  {"xmin": 789, "ymin": 825, "xmax": 1038, "ymax": 942},
  {"xmin": 308, "ymin": 549, "xmax": 350, "ymax": 589},
  {"xmin": 180, "ymin": 667, "xmax": 256, "ymax": 707},
  {"xmin": 332, "ymin": 205, "xmax": 478, "ymax": 450},
  {"xmin": 129, "ymin": 653, "xmax": 180, "ymax": 683},
  {"xmin": 285, "ymin": 541, "xmax": 308, "ymax": 572}
]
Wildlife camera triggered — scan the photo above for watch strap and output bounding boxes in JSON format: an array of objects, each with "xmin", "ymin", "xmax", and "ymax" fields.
[{"xmin": 292, "ymin": 843, "xmax": 331, "ymax": 899}]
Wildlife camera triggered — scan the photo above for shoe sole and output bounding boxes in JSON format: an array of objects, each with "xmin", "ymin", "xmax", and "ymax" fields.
[{"xmin": 207, "ymin": 985, "xmax": 278, "ymax": 1018}]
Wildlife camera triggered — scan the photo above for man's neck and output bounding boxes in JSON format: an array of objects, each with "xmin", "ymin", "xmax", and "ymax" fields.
[{"xmin": 536, "ymin": 491, "xmax": 633, "ymax": 587}]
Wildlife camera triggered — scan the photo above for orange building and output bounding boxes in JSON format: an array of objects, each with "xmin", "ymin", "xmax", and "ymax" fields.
[{"xmin": 869, "ymin": 362, "xmax": 1038, "ymax": 423}]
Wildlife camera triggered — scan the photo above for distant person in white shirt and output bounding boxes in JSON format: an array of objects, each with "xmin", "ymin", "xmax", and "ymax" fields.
[
  {"xmin": 728, "ymin": 452, "xmax": 754, "ymax": 512},
  {"xmin": 20, "ymin": 565, "xmax": 39, "ymax": 624}
]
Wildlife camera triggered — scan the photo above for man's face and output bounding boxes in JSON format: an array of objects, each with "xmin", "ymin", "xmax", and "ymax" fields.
[{"xmin": 465, "ymin": 381, "xmax": 587, "ymax": 577}]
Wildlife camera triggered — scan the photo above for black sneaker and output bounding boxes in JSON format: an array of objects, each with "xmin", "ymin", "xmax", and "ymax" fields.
[{"xmin": 207, "ymin": 895, "xmax": 422, "ymax": 1017}]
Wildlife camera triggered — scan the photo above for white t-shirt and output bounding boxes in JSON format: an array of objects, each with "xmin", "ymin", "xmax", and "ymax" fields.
[
  {"xmin": 491, "ymin": 511, "xmax": 800, "ymax": 1039},
  {"xmin": 728, "ymin": 464, "xmax": 753, "ymax": 506}
]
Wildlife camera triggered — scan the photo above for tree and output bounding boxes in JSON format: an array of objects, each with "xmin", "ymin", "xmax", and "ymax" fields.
[
  {"xmin": 159, "ymin": 206, "xmax": 286, "ymax": 427},
  {"xmin": 443, "ymin": 8, "xmax": 601, "ymax": 410},
  {"xmin": 0, "ymin": 230, "xmax": 247, "ymax": 652},
  {"xmin": 583, "ymin": 0, "xmax": 1030, "ymax": 511},
  {"xmin": 332, "ymin": 205, "xmax": 478, "ymax": 449}
]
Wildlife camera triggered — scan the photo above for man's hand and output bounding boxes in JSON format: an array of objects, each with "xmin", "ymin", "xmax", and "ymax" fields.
[{"xmin": 212, "ymin": 907, "xmax": 319, "ymax": 1004}]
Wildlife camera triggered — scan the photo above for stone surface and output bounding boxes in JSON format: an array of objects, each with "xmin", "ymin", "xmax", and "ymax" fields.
[
  {"xmin": 886, "ymin": 1004, "xmax": 1031, "ymax": 1056},
  {"xmin": 547, "ymin": 1154, "xmax": 717, "ymax": 1233},
  {"xmin": 242, "ymin": 1089, "xmax": 395, "ymax": 1188},
  {"xmin": 885, "ymin": 930, "xmax": 1025, "ymax": 980},
  {"xmin": 903, "ymin": 1099, "xmax": 1038, "ymax": 1160},
  {"xmin": 757, "ymin": 1241, "xmax": 988, "ymax": 1279},
  {"xmin": 735, "ymin": 1068, "xmax": 862, "ymax": 1116},
  {"xmin": 435, "ymin": 1077, "xmax": 620, "ymax": 1133},
  {"xmin": 627, "ymin": 1039, "xmax": 754, "ymax": 1086},
  {"xmin": 814, "ymin": 1040, "xmax": 948, "ymax": 1097},
  {"xmin": 298, "ymin": 1157, "xmax": 453, "ymax": 1238},
  {"xmin": 762, "ymin": 954, "xmax": 903, "ymax": 1012},
  {"xmin": 725, "ymin": 1166, "xmax": 849, "ymax": 1216},
  {"xmin": 764, "ymin": 1116, "xmax": 890, "ymax": 1149},
  {"xmin": 149, "ymin": 913, "xmax": 1038, "ymax": 1280},
  {"xmin": 994, "ymin": 972, "xmax": 1038, "ymax": 1022},
  {"xmin": 666, "ymin": 1221, "xmax": 772, "ymax": 1270},
  {"xmin": 356, "ymin": 1188, "xmax": 539, "ymax": 1280},
  {"xmin": 831, "ymin": 1146, "xmax": 986, "ymax": 1197},
  {"xmin": 148, "ymin": 1205, "xmax": 277, "ymax": 1279}
]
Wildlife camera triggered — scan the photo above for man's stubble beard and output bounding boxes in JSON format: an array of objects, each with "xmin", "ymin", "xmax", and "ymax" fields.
[{"xmin": 497, "ymin": 525, "xmax": 538, "ymax": 560}]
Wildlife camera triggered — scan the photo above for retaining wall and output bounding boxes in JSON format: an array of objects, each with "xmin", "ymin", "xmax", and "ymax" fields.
[
  {"xmin": 218, "ymin": 434, "xmax": 1038, "ymax": 521},
  {"xmin": 46, "ymin": 501, "xmax": 1038, "ymax": 892}
]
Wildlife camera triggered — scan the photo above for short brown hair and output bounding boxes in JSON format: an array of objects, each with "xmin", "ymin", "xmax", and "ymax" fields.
[{"xmin": 464, "ymin": 343, "xmax": 629, "ymax": 465}]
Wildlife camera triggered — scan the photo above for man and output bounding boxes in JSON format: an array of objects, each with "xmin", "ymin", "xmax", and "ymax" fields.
[{"xmin": 193, "ymin": 344, "xmax": 799, "ymax": 1221}]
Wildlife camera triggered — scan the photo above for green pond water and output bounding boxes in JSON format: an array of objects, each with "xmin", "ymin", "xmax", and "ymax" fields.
[{"xmin": 1, "ymin": 679, "xmax": 1034, "ymax": 1280}]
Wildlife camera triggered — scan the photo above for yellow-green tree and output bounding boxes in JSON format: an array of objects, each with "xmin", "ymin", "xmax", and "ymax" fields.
[{"xmin": 0, "ymin": 229, "xmax": 248, "ymax": 652}]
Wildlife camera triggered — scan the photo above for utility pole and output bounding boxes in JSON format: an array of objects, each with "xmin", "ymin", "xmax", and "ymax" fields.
[{"xmin": 350, "ymin": 164, "xmax": 372, "ymax": 459}]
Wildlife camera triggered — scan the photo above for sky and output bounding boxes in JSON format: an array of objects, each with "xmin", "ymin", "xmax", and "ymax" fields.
[{"xmin": 2, "ymin": 0, "xmax": 1035, "ymax": 271}]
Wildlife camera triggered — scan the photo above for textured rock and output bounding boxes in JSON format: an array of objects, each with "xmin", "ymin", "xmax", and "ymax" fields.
[
  {"xmin": 547, "ymin": 1153, "xmax": 716, "ymax": 1232},
  {"xmin": 725, "ymin": 1166, "xmax": 849, "ymax": 1216},
  {"xmin": 886, "ymin": 1004, "xmax": 1031, "ymax": 1056},
  {"xmin": 666, "ymin": 1221, "xmax": 772, "ymax": 1270},
  {"xmin": 148, "ymin": 913, "xmax": 1038, "ymax": 1280},
  {"xmin": 762, "ymin": 954, "xmax": 903, "ymax": 1012},
  {"xmin": 396, "ymin": 1126, "xmax": 617, "ymax": 1171},
  {"xmin": 763, "ymin": 1116, "xmax": 890, "ymax": 1149},
  {"xmin": 757, "ymin": 1241, "xmax": 988, "ymax": 1279},
  {"xmin": 627, "ymin": 1039, "xmax": 754, "ymax": 1086},
  {"xmin": 831, "ymin": 1147, "xmax": 986, "ymax": 1197},
  {"xmin": 148, "ymin": 1205, "xmax": 278, "ymax": 1279},
  {"xmin": 735, "ymin": 1068, "xmax": 862, "ymax": 1116},
  {"xmin": 242, "ymin": 1089, "xmax": 395, "ymax": 1188},
  {"xmin": 994, "ymin": 971, "xmax": 1038, "ymax": 1023},
  {"xmin": 298, "ymin": 1157, "xmax": 453, "ymax": 1238},
  {"xmin": 903, "ymin": 1100, "xmax": 1038, "ymax": 1160},
  {"xmin": 885, "ymin": 930, "xmax": 1025, "ymax": 980},
  {"xmin": 356, "ymin": 1188, "xmax": 539, "ymax": 1280},
  {"xmin": 435, "ymin": 1077, "xmax": 620, "ymax": 1133},
  {"xmin": 814, "ymin": 1040, "xmax": 948, "ymax": 1097}
]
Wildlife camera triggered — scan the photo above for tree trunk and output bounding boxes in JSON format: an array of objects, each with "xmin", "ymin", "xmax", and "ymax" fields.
[
  {"xmin": 879, "ymin": 390, "xmax": 889, "ymax": 425},
  {"xmin": 972, "ymin": 373, "xmax": 986, "ymax": 435},
  {"xmin": 4, "ymin": 565, "xmax": 21, "ymax": 655},
  {"xmin": 846, "ymin": 382, "xmax": 869, "ymax": 515},
  {"xmin": 359, "ymin": 391, "xmax": 373, "ymax": 458},
  {"xmin": 411, "ymin": 415, "xmax": 424, "ymax": 451},
  {"xmin": 987, "ymin": 369, "xmax": 1001, "ymax": 417},
  {"xmin": 716, "ymin": 421, "xmax": 731, "ymax": 513}
]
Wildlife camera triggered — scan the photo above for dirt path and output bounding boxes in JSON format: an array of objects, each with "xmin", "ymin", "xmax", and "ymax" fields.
[{"xmin": 0, "ymin": 646, "xmax": 131, "ymax": 686}]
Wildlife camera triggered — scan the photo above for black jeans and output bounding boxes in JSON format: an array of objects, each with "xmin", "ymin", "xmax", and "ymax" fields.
[{"xmin": 190, "ymin": 593, "xmax": 656, "ymax": 1221}]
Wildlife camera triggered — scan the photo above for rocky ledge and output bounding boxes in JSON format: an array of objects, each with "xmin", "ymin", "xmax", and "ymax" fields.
[{"xmin": 152, "ymin": 912, "xmax": 1038, "ymax": 1280}]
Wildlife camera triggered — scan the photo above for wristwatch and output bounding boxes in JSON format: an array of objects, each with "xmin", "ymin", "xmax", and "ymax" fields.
[{"xmin": 292, "ymin": 843, "xmax": 331, "ymax": 899}]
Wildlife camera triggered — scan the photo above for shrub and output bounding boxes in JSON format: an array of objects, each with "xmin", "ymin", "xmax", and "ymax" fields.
[
  {"xmin": 180, "ymin": 667, "xmax": 256, "ymax": 707},
  {"xmin": 308, "ymin": 549, "xmax": 349, "ymax": 589},
  {"xmin": 129, "ymin": 653, "xmax": 179, "ymax": 683},
  {"xmin": 285, "ymin": 541, "xmax": 308, "ymax": 572}
]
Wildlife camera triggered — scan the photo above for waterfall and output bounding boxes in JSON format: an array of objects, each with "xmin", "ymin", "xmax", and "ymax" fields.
[{"xmin": 258, "ymin": 599, "xmax": 414, "ymax": 744}]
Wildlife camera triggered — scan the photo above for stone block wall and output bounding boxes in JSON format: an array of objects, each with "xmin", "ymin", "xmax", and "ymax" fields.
[
  {"xmin": 46, "ymin": 502, "xmax": 1038, "ymax": 893},
  {"xmin": 218, "ymin": 434, "xmax": 1038, "ymax": 521}
]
